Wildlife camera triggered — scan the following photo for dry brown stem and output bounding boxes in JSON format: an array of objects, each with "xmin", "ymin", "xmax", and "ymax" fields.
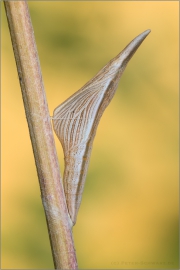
[{"xmin": 4, "ymin": 1, "xmax": 78, "ymax": 269}]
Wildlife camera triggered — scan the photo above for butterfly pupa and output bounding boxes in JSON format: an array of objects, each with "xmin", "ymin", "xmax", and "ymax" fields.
[{"xmin": 53, "ymin": 29, "xmax": 151, "ymax": 226}]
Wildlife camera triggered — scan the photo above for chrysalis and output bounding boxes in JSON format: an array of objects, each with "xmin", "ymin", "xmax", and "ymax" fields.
[{"xmin": 53, "ymin": 30, "xmax": 150, "ymax": 225}]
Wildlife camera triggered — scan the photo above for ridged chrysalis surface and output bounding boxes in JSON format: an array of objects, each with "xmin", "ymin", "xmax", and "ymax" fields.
[{"xmin": 53, "ymin": 30, "xmax": 150, "ymax": 225}]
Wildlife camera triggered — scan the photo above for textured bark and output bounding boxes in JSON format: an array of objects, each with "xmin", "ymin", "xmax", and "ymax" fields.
[{"xmin": 4, "ymin": 1, "xmax": 77, "ymax": 269}]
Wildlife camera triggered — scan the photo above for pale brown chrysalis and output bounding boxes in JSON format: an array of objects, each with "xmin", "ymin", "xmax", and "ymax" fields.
[{"xmin": 53, "ymin": 30, "xmax": 150, "ymax": 225}]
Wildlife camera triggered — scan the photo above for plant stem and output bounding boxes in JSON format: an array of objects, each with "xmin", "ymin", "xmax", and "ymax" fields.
[{"xmin": 4, "ymin": 1, "xmax": 78, "ymax": 269}]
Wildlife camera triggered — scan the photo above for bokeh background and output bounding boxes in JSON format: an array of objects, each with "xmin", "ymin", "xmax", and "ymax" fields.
[{"xmin": 2, "ymin": 1, "xmax": 179, "ymax": 269}]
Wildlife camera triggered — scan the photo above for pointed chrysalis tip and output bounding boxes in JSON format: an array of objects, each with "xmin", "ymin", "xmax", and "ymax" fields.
[
  {"xmin": 115, "ymin": 29, "xmax": 151, "ymax": 66},
  {"xmin": 144, "ymin": 29, "xmax": 151, "ymax": 34},
  {"xmin": 140, "ymin": 29, "xmax": 151, "ymax": 39},
  {"xmin": 137, "ymin": 29, "xmax": 151, "ymax": 42},
  {"xmin": 131, "ymin": 29, "xmax": 151, "ymax": 45}
]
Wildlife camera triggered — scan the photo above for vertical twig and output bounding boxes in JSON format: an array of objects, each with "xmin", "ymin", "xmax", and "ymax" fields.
[{"xmin": 4, "ymin": 1, "xmax": 78, "ymax": 269}]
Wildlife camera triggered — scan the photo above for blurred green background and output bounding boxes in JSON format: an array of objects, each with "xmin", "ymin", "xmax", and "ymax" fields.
[{"xmin": 2, "ymin": 1, "xmax": 179, "ymax": 269}]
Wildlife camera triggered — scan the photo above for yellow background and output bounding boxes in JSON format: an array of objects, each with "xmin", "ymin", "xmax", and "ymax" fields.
[{"xmin": 2, "ymin": 1, "xmax": 179, "ymax": 269}]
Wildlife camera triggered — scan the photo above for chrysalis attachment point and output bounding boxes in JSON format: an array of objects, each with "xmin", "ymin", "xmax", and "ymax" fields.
[{"xmin": 53, "ymin": 29, "xmax": 151, "ymax": 225}]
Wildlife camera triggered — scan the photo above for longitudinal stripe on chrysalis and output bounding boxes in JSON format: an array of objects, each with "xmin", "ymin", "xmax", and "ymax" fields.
[{"xmin": 53, "ymin": 30, "xmax": 151, "ymax": 225}]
